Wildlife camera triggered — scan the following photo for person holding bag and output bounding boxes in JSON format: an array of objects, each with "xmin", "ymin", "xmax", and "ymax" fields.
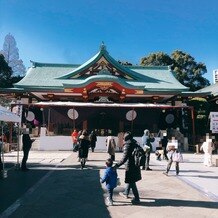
[
  {"xmin": 163, "ymin": 144, "xmax": 183, "ymax": 176},
  {"xmin": 114, "ymin": 131, "xmax": 141, "ymax": 205},
  {"xmin": 141, "ymin": 129, "xmax": 155, "ymax": 170}
]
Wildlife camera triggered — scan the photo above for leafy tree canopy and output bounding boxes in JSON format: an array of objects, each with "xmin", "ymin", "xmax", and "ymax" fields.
[
  {"xmin": 140, "ymin": 50, "xmax": 210, "ymax": 91},
  {"xmin": 0, "ymin": 54, "xmax": 13, "ymax": 88},
  {"xmin": 141, "ymin": 52, "xmax": 173, "ymax": 66}
]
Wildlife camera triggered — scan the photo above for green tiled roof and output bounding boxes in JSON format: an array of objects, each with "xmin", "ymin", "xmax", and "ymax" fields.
[
  {"xmin": 195, "ymin": 83, "xmax": 218, "ymax": 96},
  {"xmin": 14, "ymin": 46, "xmax": 189, "ymax": 93}
]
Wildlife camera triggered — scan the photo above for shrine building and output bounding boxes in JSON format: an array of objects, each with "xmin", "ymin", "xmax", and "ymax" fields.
[{"xmin": 2, "ymin": 44, "xmax": 209, "ymax": 150}]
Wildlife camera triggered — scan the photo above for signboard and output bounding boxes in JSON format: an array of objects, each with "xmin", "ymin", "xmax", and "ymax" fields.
[{"xmin": 209, "ymin": 112, "xmax": 218, "ymax": 133}]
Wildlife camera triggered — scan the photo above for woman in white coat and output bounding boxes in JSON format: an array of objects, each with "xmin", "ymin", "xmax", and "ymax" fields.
[{"xmin": 201, "ymin": 135, "xmax": 214, "ymax": 167}]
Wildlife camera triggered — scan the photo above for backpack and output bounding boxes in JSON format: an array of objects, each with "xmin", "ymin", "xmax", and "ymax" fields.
[{"xmin": 132, "ymin": 144, "xmax": 145, "ymax": 167}]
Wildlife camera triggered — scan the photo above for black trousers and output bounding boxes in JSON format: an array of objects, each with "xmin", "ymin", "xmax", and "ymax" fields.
[
  {"xmin": 142, "ymin": 152, "xmax": 150, "ymax": 169},
  {"xmin": 0, "ymin": 154, "xmax": 3, "ymax": 171},
  {"xmin": 21, "ymin": 148, "xmax": 30, "ymax": 169},
  {"xmin": 110, "ymin": 154, "xmax": 115, "ymax": 161},
  {"xmin": 166, "ymin": 159, "xmax": 179, "ymax": 175},
  {"xmin": 163, "ymin": 148, "xmax": 169, "ymax": 160}
]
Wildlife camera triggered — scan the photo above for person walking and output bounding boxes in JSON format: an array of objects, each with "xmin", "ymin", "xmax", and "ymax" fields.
[
  {"xmin": 106, "ymin": 135, "xmax": 116, "ymax": 161},
  {"xmin": 163, "ymin": 139, "xmax": 183, "ymax": 176},
  {"xmin": 117, "ymin": 132, "xmax": 124, "ymax": 152},
  {"xmin": 21, "ymin": 129, "xmax": 35, "ymax": 171},
  {"xmin": 200, "ymin": 134, "xmax": 214, "ymax": 167},
  {"xmin": 78, "ymin": 130, "xmax": 90, "ymax": 169},
  {"xmin": 161, "ymin": 132, "xmax": 169, "ymax": 160},
  {"xmin": 89, "ymin": 130, "xmax": 97, "ymax": 152},
  {"xmin": 101, "ymin": 158, "xmax": 118, "ymax": 206},
  {"xmin": 115, "ymin": 131, "xmax": 141, "ymax": 205},
  {"xmin": 141, "ymin": 129, "xmax": 155, "ymax": 170},
  {"xmin": 71, "ymin": 129, "xmax": 78, "ymax": 150}
]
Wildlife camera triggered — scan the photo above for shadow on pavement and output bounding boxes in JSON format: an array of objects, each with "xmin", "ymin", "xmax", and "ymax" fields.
[
  {"xmin": 1, "ymin": 163, "xmax": 111, "ymax": 218},
  {"xmin": 139, "ymin": 198, "xmax": 218, "ymax": 209},
  {"xmin": 0, "ymin": 168, "xmax": 49, "ymax": 214}
]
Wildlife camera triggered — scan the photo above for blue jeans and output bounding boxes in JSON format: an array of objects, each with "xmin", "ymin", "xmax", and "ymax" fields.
[
  {"xmin": 124, "ymin": 182, "xmax": 140, "ymax": 201},
  {"xmin": 108, "ymin": 188, "xmax": 114, "ymax": 201}
]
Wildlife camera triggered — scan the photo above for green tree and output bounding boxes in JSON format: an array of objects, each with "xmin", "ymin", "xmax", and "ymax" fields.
[
  {"xmin": 0, "ymin": 54, "xmax": 13, "ymax": 88},
  {"xmin": 140, "ymin": 50, "xmax": 210, "ymax": 91},
  {"xmin": 171, "ymin": 50, "xmax": 210, "ymax": 91},
  {"xmin": 118, "ymin": 60, "xmax": 133, "ymax": 66},
  {"xmin": 141, "ymin": 52, "xmax": 173, "ymax": 66},
  {"xmin": 188, "ymin": 97, "xmax": 210, "ymax": 137}
]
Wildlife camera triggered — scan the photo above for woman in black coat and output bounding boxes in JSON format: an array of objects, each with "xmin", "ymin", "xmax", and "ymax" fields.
[
  {"xmin": 78, "ymin": 130, "xmax": 90, "ymax": 168},
  {"xmin": 89, "ymin": 130, "xmax": 97, "ymax": 152},
  {"xmin": 115, "ymin": 131, "xmax": 141, "ymax": 204}
]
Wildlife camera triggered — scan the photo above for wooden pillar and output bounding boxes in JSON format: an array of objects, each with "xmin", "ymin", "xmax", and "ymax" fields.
[
  {"xmin": 191, "ymin": 106, "xmax": 196, "ymax": 144},
  {"xmin": 83, "ymin": 120, "xmax": 88, "ymax": 130},
  {"xmin": 119, "ymin": 121, "xmax": 124, "ymax": 132}
]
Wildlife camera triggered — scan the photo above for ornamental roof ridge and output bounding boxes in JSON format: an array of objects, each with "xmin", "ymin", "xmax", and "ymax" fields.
[
  {"xmin": 30, "ymin": 60, "xmax": 80, "ymax": 68},
  {"xmin": 99, "ymin": 41, "xmax": 107, "ymax": 53},
  {"xmin": 127, "ymin": 65, "xmax": 171, "ymax": 70}
]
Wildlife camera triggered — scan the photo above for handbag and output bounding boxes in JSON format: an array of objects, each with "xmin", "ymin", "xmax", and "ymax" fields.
[
  {"xmin": 143, "ymin": 145, "xmax": 150, "ymax": 153},
  {"xmin": 172, "ymin": 152, "xmax": 183, "ymax": 162}
]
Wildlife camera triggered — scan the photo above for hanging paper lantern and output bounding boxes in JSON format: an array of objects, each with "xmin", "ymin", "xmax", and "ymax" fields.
[{"xmin": 67, "ymin": 109, "xmax": 79, "ymax": 120}]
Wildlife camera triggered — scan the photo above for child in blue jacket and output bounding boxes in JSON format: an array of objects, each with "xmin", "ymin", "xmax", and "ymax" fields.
[{"xmin": 101, "ymin": 158, "xmax": 117, "ymax": 206}]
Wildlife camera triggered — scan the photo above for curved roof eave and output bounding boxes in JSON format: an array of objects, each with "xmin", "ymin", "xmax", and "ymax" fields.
[
  {"xmin": 181, "ymin": 91, "xmax": 211, "ymax": 97},
  {"xmin": 62, "ymin": 75, "xmax": 144, "ymax": 89}
]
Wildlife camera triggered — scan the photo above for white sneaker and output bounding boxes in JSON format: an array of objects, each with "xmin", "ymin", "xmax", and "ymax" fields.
[
  {"xmin": 106, "ymin": 197, "xmax": 113, "ymax": 206},
  {"xmin": 119, "ymin": 192, "xmax": 129, "ymax": 199}
]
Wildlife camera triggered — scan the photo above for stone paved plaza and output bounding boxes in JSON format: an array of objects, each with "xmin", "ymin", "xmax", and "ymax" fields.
[{"xmin": 0, "ymin": 150, "xmax": 218, "ymax": 218}]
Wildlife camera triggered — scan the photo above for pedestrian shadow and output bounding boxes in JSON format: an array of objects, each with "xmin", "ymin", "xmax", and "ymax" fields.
[
  {"xmin": 198, "ymin": 175, "xmax": 218, "ymax": 179},
  {"xmin": 180, "ymin": 170, "xmax": 213, "ymax": 173},
  {"xmin": 139, "ymin": 198, "xmax": 218, "ymax": 209},
  {"xmin": 183, "ymin": 161, "xmax": 203, "ymax": 163},
  {"xmin": 113, "ymin": 198, "xmax": 218, "ymax": 208},
  {"xmin": 180, "ymin": 174, "xmax": 218, "ymax": 179}
]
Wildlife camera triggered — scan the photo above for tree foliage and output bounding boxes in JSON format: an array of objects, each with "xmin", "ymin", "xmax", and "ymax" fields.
[
  {"xmin": 118, "ymin": 60, "xmax": 133, "ymax": 66},
  {"xmin": 141, "ymin": 52, "xmax": 173, "ymax": 66},
  {"xmin": 0, "ymin": 54, "xmax": 13, "ymax": 88},
  {"xmin": 1, "ymin": 33, "xmax": 26, "ymax": 77},
  {"xmin": 140, "ymin": 50, "xmax": 210, "ymax": 91},
  {"xmin": 188, "ymin": 97, "xmax": 210, "ymax": 136}
]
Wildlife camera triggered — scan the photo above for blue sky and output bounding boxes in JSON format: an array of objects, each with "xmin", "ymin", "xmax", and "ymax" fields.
[{"xmin": 0, "ymin": 0, "xmax": 218, "ymax": 83}]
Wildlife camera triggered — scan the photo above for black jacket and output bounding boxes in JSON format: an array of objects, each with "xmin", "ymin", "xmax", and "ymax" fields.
[
  {"xmin": 116, "ymin": 139, "xmax": 141, "ymax": 183},
  {"xmin": 78, "ymin": 135, "xmax": 90, "ymax": 158}
]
